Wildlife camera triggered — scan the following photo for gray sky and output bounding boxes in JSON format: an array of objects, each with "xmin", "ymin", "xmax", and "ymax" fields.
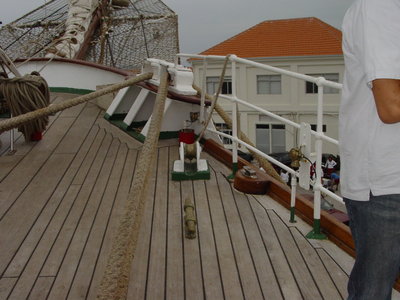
[{"xmin": 1, "ymin": 0, "xmax": 355, "ymax": 54}]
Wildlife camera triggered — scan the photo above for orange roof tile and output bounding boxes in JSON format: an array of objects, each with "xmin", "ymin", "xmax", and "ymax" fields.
[{"xmin": 200, "ymin": 17, "xmax": 342, "ymax": 58}]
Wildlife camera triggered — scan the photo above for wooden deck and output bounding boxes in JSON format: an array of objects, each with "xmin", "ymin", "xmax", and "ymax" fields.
[{"xmin": 0, "ymin": 93, "xmax": 371, "ymax": 299}]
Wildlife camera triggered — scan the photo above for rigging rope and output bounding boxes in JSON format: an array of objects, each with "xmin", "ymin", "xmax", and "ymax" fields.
[
  {"xmin": 96, "ymin": 66, "xmax": 170, "ymax": 300},
  {"xmin": 197, "ymin": 55, "xmax": 231, "ymax": 142},
  {"xmin": 0, "ymin": 72, "xmax": 153, "ymax": 133}
]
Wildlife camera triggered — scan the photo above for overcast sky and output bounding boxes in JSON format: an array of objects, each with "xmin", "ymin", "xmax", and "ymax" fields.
[{"xmin": 1, "ymin": 0, "xmax": 355, "ymax": 54}]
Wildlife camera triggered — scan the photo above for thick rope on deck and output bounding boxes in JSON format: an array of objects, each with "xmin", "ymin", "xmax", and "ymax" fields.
[
  {"xmin": 0, "ymin": 73, "xmax": 50, "ymax": 140},
  {"xmin": 96, "ymin": 67, "xmax": 170, "ymax": 299},
  {"xmin": 193, "ymin": 84, "xmax": 285, "ymax": 184},
  {"xmin": 0, "ymin": 72, "xmax": 153, "ymax": 134}
]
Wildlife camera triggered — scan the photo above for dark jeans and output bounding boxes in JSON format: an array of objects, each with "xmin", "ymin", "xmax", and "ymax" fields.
[{"xmin": 345, "ymin": 194, "xmax": 400, "ymax": 300}]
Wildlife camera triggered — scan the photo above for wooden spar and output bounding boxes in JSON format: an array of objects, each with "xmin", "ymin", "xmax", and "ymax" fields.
[{"xmin": 75, "ymin": 0, "xmax": 109, "ymax": 60}]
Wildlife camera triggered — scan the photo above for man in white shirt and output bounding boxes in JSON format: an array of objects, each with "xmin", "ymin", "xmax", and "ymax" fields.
[
  {"xmin": 324, "ymin": 156, "xmax": 337, "ymax": 177},
  {"xmin": 340, "ymin": 0, "xmax": 400, "ymax": 299}
]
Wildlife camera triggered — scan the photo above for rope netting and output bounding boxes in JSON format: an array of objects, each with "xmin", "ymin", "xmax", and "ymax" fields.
[{"xmin": 0, "ymin": 0, "xmax": 178, "ymax": 70}]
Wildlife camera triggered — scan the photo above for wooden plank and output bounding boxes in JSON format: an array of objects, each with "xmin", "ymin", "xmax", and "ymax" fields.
[
  {"xmin": 96, "ymin": 117, "xmax": 143, "ymax": 150},
  {"xmin": 39, "ymin": 133, "xmax": 113, "ymax": 277},
  {"xmin": 0, "ymin": 278, "xmax": 17, "ymax": 299},
  {"xmin": 86, "ymin": 147, "xmax": 138, "ymax": 300},
  {"xmin": 146, "ymin": 147, "xmax": 169, "ymax": 299},
  {"xmin": 290, "ymin": 227, "xmax": 342, "ymax": 299},
  {"xmin": 126, "ymin": 148, "xmax": 158, "ymax": 299},
  {"xmin": 165, "ymin": 146, "xmax": 184, "ymax": 300},
  {"xmin": 7, "ymin": 185, "xmax": 81, "ymax": 300},
  {"xmin": 234, "ymin": 192, "xmax": 283, "ymax": 299},
  {"xmin": 0, "ymin": 153, "xmax": 74, "ymax": 275},
  {"xmin": 205, "ymin": 169, "xmax": 244, "ymax": 300},
  {"xmin": 215, "ymin": 171, "xmax": 264, "ymax": 300},
  {"xmin": 0, "ymin": 155, "xmax": 23, "ymax": 182},
  {"xmin": 59, "ymin": 101, "xmax": 85, "ymax": 118},
  {"xmin": 317, "ymin": 239, "xmax": 354, "ymax": 275},
  {"xmin": 181, "ymin": 179, "xmax": 204, "ymax": 300},
  {"xmin": 68, "ymin": 142, "xmax": 128, "ymax": 300},
  {"xmin": 268, "ymin": 210, "xmax": 322, "ymax": 299},
  {"xmin": 317, "ymin": 249, "xmax": 348, "ymax": 299},
  {"xmin": 5, "ymin": 114, "xmax": 100, "ymax": 300},
  {"xmin": 0, "ymin": 116, "xmax": 75, "ymax": 219},
  {"xmin": 45, "ymin": 137, "xmax": 120, "ymax": 299},
  {"xmin": 55, "ymin": 103, "xmax": 101, "ymax": 154},
  {"xmin": 193, "ymin": 179, "xmax": 224, "ymax": 300},
  {"xmin": 249, "ymin": 199, "xmax": 303, "ymax": 299},
  {"xmin": 4, "ymin": 125, "xmax": 100, "ymax": 278},
  {"xmin": 28, "ymin": 277, "xmax": 54, "ymax": 300},
  {"xmin": 72, "ymin": 127, "xmax": 106, "ymax": 185}
]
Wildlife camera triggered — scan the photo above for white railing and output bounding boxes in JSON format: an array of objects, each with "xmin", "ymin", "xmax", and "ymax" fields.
[{"xmin": 177, "ymin": 53, "xmax": 343, "ymax": 239}]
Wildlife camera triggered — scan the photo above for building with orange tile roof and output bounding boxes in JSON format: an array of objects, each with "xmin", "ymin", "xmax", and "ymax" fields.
[{"xmin": 191, "ymin": 17, "xmax": 343, "ymax": 155}]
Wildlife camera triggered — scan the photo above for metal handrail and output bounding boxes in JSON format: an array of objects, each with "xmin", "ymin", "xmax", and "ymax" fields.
[{"xmin": 177, "ymin": 53, "xmax": 343, "ymax": 238}]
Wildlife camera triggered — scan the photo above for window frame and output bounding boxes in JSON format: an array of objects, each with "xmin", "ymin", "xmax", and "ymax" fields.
[
  {"xmin": 206, "ymin": 76, "xmax": 232, "ymax": 95},
  {"xmin": 255, "ymin": 123, "xmax": 286, "ymax": 154},
  {"xmin": 256, "ymin": 74, "xmax": 282, "ymax": 95},
  {"xmin": 305, "ymin": 73, "xmax": 339, "ymax": 94}
]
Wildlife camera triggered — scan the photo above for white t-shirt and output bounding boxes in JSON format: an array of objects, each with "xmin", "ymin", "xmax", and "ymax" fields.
[
  {"xmin": 325, "ymin": 159, "xmax": 337, "ymax": 170},
  {"xmin": 280, "ymin": 171, "xmax": 289, "ymax": 184},
  {"xmin": 340, "ymin": 0, "xmax": 400, "ymax": 201}
]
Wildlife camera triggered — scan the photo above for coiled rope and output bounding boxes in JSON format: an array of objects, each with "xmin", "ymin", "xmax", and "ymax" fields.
[
  {"xmin": 0, "ymin": 72, "xmax": 50, "ymax": 140},
  {"xmin": 0, "ymin": 72, "xmax": 153, "ymax": 134},
  {"xmin": 96, "ymin": 67, "xmax": 170, "ymax": 299}
]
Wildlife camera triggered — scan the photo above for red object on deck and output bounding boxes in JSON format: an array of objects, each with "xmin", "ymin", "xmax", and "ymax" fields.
[
  {"xmin": 31, "ymin": 131, "xmax": 43, "ymax": 141},
  {"xmin": 179, "ymin": 129, "xmax": 195, "ymax": 144}
]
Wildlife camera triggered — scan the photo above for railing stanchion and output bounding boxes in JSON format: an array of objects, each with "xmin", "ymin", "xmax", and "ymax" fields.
[
  {"xmin": 200, "ymin": 58, "xmax": 207, "ymax": 123},
  {"xmin": 10, "ymin": 113, "xmax": 14, "ymax": 153},
  {"xmin": 228, "ymin": 57, "xmax": 238, "ymax": 179},
  {"xmin": 290, "ymin": 174, "xmax": 297, "ymax": 223},
  {"xmin": 306, "ymin": 78, "xmax": 327, "ymax": 239}
]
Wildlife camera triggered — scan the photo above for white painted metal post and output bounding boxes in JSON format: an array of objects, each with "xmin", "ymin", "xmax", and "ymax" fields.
[
  {"xmin": 200, "ymin": 58, "xmax": 208, "ymax": 123},
  {"xmin": 290, "ymin": 174, "xmax": 297, "ymax": 223},
  {"xmin": 229, "ymin": 57, "xmax": 238, "ymax": 178},
  {"xmin": 10, "ymin": 121, "xmax": 14, "ymax": 152},
  {"xmin": 307, "ymin": 78, "xmax": 326, "ymax": 239}
]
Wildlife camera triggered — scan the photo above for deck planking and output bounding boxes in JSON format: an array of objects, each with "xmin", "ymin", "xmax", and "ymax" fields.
[
  {"xmin": 165, "ymin": 146, "xmax": 185, "ymax": 300},
  {"xmin": 0, "ymin": 93, "xmax": 356, "ymax": 299}
]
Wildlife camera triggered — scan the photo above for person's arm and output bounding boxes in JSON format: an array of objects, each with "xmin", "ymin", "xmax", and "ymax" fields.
[{"xmin": 372, "ymin": 79, "xmax": 400, "ymax": 124}]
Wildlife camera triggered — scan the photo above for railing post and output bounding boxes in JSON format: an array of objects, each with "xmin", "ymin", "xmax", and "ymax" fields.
[
  {"xmin": 10, "ymin": 117, "xmax": 14, "ymax": 153},
  {"xmin": 228, "ymin": 56, "xmax": 238, "ymax": 179},
  {"xmin": 290, "ymin": 173, "xmax": 297, "ymax": 223},
  {"xmin": 307, "ymin": 78, "xmax": 327, "ymax": 239},
  {"xmin": 200, "ymin": 58, "xmax": 207, "ymax": 123}
]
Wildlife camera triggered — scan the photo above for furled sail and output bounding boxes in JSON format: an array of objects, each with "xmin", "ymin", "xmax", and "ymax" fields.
[{"xmin": 46, "ymin": 0, "xmax": 99, "ymax": 58}]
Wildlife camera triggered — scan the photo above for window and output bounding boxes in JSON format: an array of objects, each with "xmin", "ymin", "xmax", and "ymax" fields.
[
  {"xmin": 257, "ymin": 75, "xmax": 281, "ymax": 94},
  {"xmin": 215, "ymin": 123, "xmax": 232, "ymax": 145},
  {"xmin": 256, "ymin": 124, "xmax": 286, "ymax": 154},
  {"xmin": 206, "ymin": 76, "xmax": 232, "ymax": 95},
  {"xmin": 310, "ymin": 124, "xmax": 327, "ymax": 132},
  {"xmin": 305, "ymin": 73, "xmax": 339, "ymax": 94}
]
